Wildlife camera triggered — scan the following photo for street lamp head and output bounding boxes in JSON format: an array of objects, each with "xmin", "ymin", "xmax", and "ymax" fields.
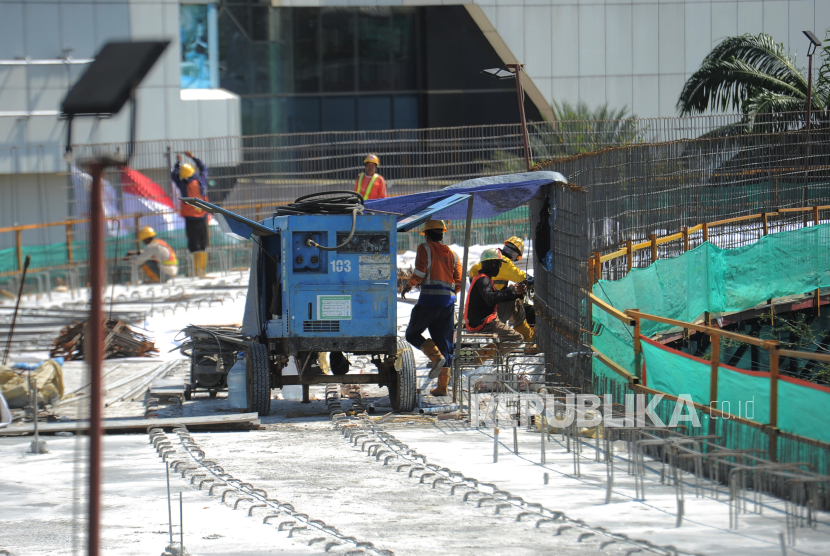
[
  {"xmin": 803, "ymin": 30, "xmax": 822, "ymax": 48},
  {"xmin": 482, "ymin": 67, "xmax": 515, "ymax": 80}
]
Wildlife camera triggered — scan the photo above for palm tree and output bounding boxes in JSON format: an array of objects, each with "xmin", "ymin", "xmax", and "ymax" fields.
[
  {"xmin": 677, "ymin": 32, "xmax": 829, "ymax": 131},
  {"xmin": 534, "ymin": 101, "xmax": 641, "ymax": 158}
]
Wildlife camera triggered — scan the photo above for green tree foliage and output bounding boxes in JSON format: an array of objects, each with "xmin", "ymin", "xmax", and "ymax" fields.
[
  {"xmin": 678, "ymin": 32, "xmax": 830, "ymax": 131},
  {"xmin": 532, "ymin": 101, "xmax": 642, "ymax": 158}
]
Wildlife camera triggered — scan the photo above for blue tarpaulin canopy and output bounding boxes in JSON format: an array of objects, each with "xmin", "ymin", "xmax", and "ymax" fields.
[{"xmin": 365, "ymin": 171, "xmax": 566, "ymax": 231}]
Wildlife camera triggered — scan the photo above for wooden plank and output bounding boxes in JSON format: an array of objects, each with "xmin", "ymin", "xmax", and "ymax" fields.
[
  {"xmin": 588, "ymin": 292, "xmax": 635, "ymax": 325},
  {"xmin": 599, "ymin": 247, "xmax": 627, "ymax": 264},
  {"xmin": 777, "ymin": 348, "xmax": 830, "ymax": 363},
  {"xmin": 655, "ymin": 231, "xmax": 683, "ymax": 246},
  {"xmin": 0, "ymin": 412, "xmax": 261, "ymax": 436},
  {"xmin": 633, "ymin": 384, "xmax": 769, "ymax": 430},
  {"xmin": 591, "ymin": 346, "xmax": 638, "ymax": 384},
  {"xmin": 626, "ymin": 309, "xmax": 771, "ymax": 348},
  {"xmin": 707, "ymin": 213, "xmax": 763, "ymax": 227}
]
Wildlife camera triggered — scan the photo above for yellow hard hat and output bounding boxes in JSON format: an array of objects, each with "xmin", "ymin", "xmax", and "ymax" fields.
[
  {"xmin": 480, "ymin": 248, "xmax": 503, "ymax": 262},
  {"xmin": 364, "ymin": 154, "xmax": 380, "ymax": 167},
  {"xmin": 138, "ymin": 226, "xmax": 156, "ymax": 242},
  {"xmin": 179, "ymin": 163, "xmax": 195, "ymax": 180},
  {"xmin": 504, "ymin": 236, "xmax": 524, "ymax": 259},
  {"xmin": 420, "ymin": 219, "xmax": 447, "ymax": 235}
]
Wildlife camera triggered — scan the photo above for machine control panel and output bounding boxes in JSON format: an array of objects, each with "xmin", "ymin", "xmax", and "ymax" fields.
[
  {"xmin": 335, "ymin": 232, "xmax": 390, "ymax": 254},
  {"xmin": 292, "ymin": 231, "xmax": 326, "ymax": 272}
]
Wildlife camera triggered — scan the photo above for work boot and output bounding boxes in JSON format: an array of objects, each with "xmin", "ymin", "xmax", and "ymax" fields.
[
  {"xmin": 420, "ymin": 339, "xmax": 446, "ymax": 379},
  {"xmin": 514, "ymin": 321, "xmax": 535, "ymax": 343},
  {"xmin": 195, "ymin": 251, "xmax": 208, "ymax": 278},
  {"xmin": 430, "ymin": 367, "xmax": 450, "ymax": 396}
]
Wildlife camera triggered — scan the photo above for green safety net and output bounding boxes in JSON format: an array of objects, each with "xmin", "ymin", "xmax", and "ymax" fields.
[{"xmin": 592, "ymin": 223, "xmax": 830, "ymax": 444}]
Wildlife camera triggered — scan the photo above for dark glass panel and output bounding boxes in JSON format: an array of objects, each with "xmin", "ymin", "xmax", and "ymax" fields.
[
  {"xmin": 293, "ymin": 8, "xmax": 320, "ymax": 93},
  {"xmin": 391, "ymin": 8, "xmax": 418, "ymax": 91},
  {"xmin": 357, "ymin": 96, "xmax": 392, "ymax": 130},
  {"xmin": 218, "ymin": 8, "xmax": 252, "ymax": 94},
  {"xmin": 322, "ymin": 97, "xmax": 356, "ymax": 131},
  {"xmin": 289, "ymin": 98, "xmax": 321, "ymax": 133},
  {"xmin": 357, "ymin": 8, "xmax": 391, "ymax": 92},
  {"xmin": 393, "ymin": 95, "xmax": 419, "ymax": 128},
  {"xmin": 250, "ymin": 5, "xmax": 270, "ymax": 41},
  {"xmin": 321, "ymin": 8, "xmax": 356, "ymax": 92}
]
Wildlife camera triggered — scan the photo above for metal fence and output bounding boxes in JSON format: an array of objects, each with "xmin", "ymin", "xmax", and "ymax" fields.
[{"xmin": 530, "ymin": 120, "xmax": 830, "ymax": 392}]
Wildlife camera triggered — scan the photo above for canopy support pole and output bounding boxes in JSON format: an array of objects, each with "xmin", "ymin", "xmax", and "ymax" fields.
[{"xmin": 452, "ymin": 194, "xmax": 475, "ymax": 404}]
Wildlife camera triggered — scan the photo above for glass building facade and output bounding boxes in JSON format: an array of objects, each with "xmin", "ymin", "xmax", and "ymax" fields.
[{"xmin": 217, "ymin": 3, "xmax": 542, "ymax": 134}]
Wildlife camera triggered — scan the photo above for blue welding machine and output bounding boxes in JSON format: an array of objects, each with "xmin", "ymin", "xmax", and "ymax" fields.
[{"xmin": 183, "ymin": 193, "xmax": 417, "ymax": 416}]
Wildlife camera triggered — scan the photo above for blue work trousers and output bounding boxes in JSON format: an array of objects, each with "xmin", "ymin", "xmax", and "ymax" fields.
[{"xmin": 405, "ymin": 304, "xmax": 455, "ymax": 368}]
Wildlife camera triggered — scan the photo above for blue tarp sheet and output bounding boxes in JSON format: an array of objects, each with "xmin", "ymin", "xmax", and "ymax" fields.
[{"xmin": 365, "ymin": 171, "xmax": 566, "ymax": 221}]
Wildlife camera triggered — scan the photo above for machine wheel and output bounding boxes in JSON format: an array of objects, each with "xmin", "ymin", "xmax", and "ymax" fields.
[
  {"xmin": 184, "ymin": 384, "xmax": 192, "ymax": 401},
  {"xmin": 390, "ymin": 338, "xmax": 417, "ymax": 412},
  {"xmin": 247, "ymin": 343, "xmax": 272, "ymax": 416},
  {"xmin": 209, "ymin": 389, "xmax": 218, "ymax": 398}
]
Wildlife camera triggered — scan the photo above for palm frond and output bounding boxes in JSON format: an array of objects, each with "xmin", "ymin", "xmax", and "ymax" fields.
[{"xmin": 678, "ymin": 33, "xmax": 807, "ymax": 115}]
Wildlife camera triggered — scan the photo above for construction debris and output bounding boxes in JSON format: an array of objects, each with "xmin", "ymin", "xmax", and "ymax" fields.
[
  {"xmin": 50, "ymin": 319, "xmax": 158, "ymax": 360},
  {"xmin": 0, "ymin": 359, "xmax": 64, "ymax": 408}
]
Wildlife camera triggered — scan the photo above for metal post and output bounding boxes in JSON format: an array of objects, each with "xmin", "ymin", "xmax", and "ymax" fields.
[
  {"xmin": 3, "ymin": 255, "xmax": 30, "ymax": 365},
  {"xmin": 513, "ymin": 426, "xmax": 518, "ymax": 454},
  {"xmin": 511, "ymin": 64, "xmax": 531, "ymax": 171},
  {"xmin": 769, "ymin": 342, "xmax": 780, "ymax": 462},
  {"xmin": 179, "ymin": 491, "xmax": 184, "ymax": 553},
  {"xmin": 452, "ymin": 194, "xmax": 475, "ymax": 404},
  {"xmin": 804, "ymin": 49, "xmax": 813, "ymax": 210},
  {"xmin": 88, "ymin": 161, "xmax": 105, "ymax": 556},
  {"xmin": 493, "ymin": 427, "xmax": 499, "ymax": 463},
  {"xmin": 166, "ymin": 462, "xmax": 174, "ymax": 547},
  {"xmin": 709, "ymin": 334, "xmax": 719, "ymax": 436}
]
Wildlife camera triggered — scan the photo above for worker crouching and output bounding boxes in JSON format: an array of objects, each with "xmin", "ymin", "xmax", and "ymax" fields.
[
  {"xmin": 127, "ymin": 227, "xmax": 179, "ymax": 283},
  {"xmin": 401, "ymin": 219, "xmax": 462, "ymax": 397},
  {"xmin": 468, "ymin": 236, "xmax": 535, "ymax": 343},
  {"xmin": 465, "ymin": 248, "xmax": 527, "ymax": 362}
]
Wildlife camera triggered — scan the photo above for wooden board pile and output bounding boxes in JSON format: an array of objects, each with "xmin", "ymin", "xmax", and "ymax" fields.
[{"xmin": 50, "ymin": 319, "xmax": 158, "ymax": 360}]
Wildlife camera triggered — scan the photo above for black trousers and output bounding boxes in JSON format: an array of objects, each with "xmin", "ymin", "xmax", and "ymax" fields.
[{"xmin": 185, "ymin": 217, "xmax": 209, "ymax": 253}]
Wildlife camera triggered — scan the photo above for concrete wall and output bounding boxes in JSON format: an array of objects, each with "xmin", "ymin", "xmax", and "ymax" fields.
[{"xmin": 0, "ymin": 0, "xmax": 241, "ymax": 175}]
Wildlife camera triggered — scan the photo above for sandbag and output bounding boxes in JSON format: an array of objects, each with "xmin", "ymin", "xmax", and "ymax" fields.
[{"xmin": 0, "ymin": 360, "xmax": 64, "ymax": 408}]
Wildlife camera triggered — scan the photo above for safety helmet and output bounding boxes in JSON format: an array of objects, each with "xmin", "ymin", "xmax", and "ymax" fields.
[
  {"xmin": 503, "ymin": 236, "xmax": 524, "ymax": 260},
  {"xmin": 420, "ymin": 219, "xmax": 447, "ymax": 235},
  {"xmin": 364, "ymin": 154, "xmax": 380, "ymax": 167},
  {"xmin": 179, "ymin": 163, "xmax": 196, "ymax": 180},
  {"xmin": 480, "ymin": 248, "xmax": 503, "ymax": 263},
  {"xmin": 138, "ymin": 226, "xmax": 157, "ymax": 242}
]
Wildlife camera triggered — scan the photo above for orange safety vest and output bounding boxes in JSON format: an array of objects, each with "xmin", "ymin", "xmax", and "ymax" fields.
[
  {"xmin": 180, "ymin": 177, "xmax": 208, "ymax": 218},
  {"xmin": 464, "ymin": 273, "xmax": 498, "ymax": 332},
  {"xmin": 153, "ymin": 238, "xmax": 179, "ymax": 267},
  {"xmin": 354, "ymin": 172, "xmax": 380, "ymax": 199}
]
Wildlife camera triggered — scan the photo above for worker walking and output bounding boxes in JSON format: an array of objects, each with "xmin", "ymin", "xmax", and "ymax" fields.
[
  {"xmin": 468, "ymin": 236, "xmax": 535, "ymax": 342},
  {"xmin": 354, "ymin": 154, "xmax": 387, "ymax": 200},
  {"xmin": 401, "ymin": 219, "xmax": 462, "ymax": 396},
  {"xmin": 171, "ymin": 150, "xmax": 210, "ymax": 278},
  {"xmin": 127, "ymin": 227, "xmax": 179, "ymax": 283},
  {"xmin": 465, "ymin": 249, "xmax": 527, "ymax": 360}
]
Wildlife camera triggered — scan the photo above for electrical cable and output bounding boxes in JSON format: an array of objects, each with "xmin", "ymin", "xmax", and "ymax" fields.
[{"xmin": 273, "ymin": 191, "xmax": 365, "ymax": 251}]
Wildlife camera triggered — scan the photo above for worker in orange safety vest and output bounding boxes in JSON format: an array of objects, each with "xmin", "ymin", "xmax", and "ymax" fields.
[{"xmin": 354, "ymin": 153, "xmax": 387, "ymax": 200}]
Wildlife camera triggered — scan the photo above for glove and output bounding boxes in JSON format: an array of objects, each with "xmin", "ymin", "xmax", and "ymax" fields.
[
  {"xmin": 400, "ymin": 284, "xmax": 412, "ymax": 299},
  {"xmin": 184, "ymin": 150, "xmax": 194, "ymax": 159},
  {"xmin": 176, "ymin": 153, "xmax": 182, "ymax": 162},
  {"xmin": 514, "ymin": 283, "xmax": 528, "ymax": 296}
]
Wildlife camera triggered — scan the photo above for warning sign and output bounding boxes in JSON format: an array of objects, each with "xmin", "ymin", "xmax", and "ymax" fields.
[
  {"xmin": 317, "ymin": 295, "xmax": 352, "ymax": 320},
  {"xmin": 358, "ymin": 255, "xmax": 391, "ymax": 281}
]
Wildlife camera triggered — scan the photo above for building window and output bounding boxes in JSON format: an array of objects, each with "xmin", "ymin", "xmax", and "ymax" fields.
[{"xmin": 180, "ymin": 4, "xmax": 219, "ymax": 89}]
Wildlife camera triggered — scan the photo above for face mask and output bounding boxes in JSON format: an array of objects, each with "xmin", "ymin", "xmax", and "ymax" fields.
[{"xmin": 482, "ymin": 262, "xmax": 502, "ymax": 277}]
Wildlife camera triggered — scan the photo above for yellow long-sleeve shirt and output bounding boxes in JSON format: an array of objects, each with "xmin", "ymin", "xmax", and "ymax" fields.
[{"xmin": 468, "ymin": 258, "xmax": 527, "ymax": 290}]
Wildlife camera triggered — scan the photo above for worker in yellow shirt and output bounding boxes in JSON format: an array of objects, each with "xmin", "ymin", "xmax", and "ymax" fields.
[{"xmin": 468, "ymin": 236, "xmax": 534, "ymax": 342}]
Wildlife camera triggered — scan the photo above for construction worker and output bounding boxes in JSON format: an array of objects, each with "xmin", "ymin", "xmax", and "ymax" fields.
[
  {"xmin": 468, "ymin": 236, "xmax": 535, "ymax": 342},
  {"xmin": 354, "ymin": 154, "xmax": 387, "ymax": 200},
  {"xmin": 465, "ymin": 249, "xmax": 527, "ymax": 358},
  {"xmin": 127, "ymin": 227, "xmax": 179, "ymax": 283},
  {"xmin": 171, "ymin": 150, "xmax": 209, "ymax": 278},
  {"xmin": 401, "ymin": 219, "xmax": 462, "ymax": 396}
]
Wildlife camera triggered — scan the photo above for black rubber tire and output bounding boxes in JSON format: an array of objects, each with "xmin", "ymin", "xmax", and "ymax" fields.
[
  {"xmin": 247, "ymin": 343, "xmax": 272, "ymax": 416},
  {"xmin": 390, "ymin": 338, "xmax": 417, "ymax": 412}
]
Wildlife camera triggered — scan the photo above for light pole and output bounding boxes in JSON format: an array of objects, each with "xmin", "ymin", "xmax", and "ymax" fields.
[
  {"xmin": 802, "ymin": 31, "xmax": 822, "ymax": 207},
  {"xmin": 483, "ymin": 64, "xmax": 532, "ymax": 171}
]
